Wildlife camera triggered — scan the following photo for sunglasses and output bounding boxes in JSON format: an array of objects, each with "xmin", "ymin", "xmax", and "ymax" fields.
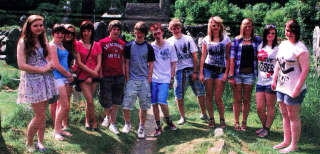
[
  {"xmin": 266, "ymin": 24, "xmax": 276, "ymax": 28},
  {"xmin": 65, "ymin": 30, "xmax": 75, "ymax": 35}
]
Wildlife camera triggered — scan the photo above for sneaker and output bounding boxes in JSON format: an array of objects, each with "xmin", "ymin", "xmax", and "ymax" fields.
[
  {"xmin": 122, "ymin": 123, "xmax": 131, "ymax": 133},
  {"xmin": 138, "ymin": 127, "xmax": 145, "ymax": 138},
  {"xmin": 167, "ymin": 120, "xmax": 177, "ymax": 130},
  {"xmin": 177, "ymin": 117, "xmax": 186, "ymax": 125},
  {"xmin": 153, "ymin": 126, "xmax": 163, "ymax": 137},
  {"xmin": 101, "ymin": 116, "xmax": 110, "ymax": 127},
  {"xmin": 109, "ymin": 124, "xmax": 120, "ymax": 135},
  {"xmin": 200, "ymin": 114, "xmax": 210, "ymax": 122}
]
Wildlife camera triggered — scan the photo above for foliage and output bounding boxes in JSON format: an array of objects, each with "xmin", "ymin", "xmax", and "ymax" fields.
[
  {"xmin": 0, "ymin": 10, "xmax": 17, "ymax": 26},
  {"xmin": 185, "ymin": 0, "xmax": 211, "ymax": 24}
]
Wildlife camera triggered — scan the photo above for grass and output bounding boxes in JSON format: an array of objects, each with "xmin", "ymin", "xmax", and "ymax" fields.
[{"xmin": 1, "ymin": 55, "xmax": 320, "ymax": 153}]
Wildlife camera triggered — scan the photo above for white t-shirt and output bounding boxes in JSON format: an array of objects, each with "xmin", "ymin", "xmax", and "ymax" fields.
[
  {"xmin": 203, "ymin": 34, "xmax": 230, "ymax": 68},
  {"xmin": 168, "ymin": 35, "xmax": 198, "ymax": 71},
  {"xmin": 151, "ymin": 40, "xmax": 178, "ymax": 83},
  {"xmin": 276, "ymin": 40, "xmax": 308, "ymax": 96},
  {"xmin": 257, "ymin": 43, "xmax": 278, "ymax": 85}
]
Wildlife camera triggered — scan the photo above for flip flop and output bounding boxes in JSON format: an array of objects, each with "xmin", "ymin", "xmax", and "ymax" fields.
[
  {"xmin": 52, "ymin": 132, "xmax": 64, "ymax": 140},
  {"xmin": 234, "ymin": 122, "xmax": 240, "ymax": 131},
  {"xmin": 60, "ymin": 130, "xmax": 72, "ymax": 136}
]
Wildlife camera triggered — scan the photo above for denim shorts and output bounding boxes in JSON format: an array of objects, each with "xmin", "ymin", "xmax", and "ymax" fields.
[
  {"xmin": 277, "ymin": 89, "xmax": 306, "ymax": 106},
  {"xmin": 256, "ymin": 84, "xmax": 276, "ymax": 94},
  {"xmin": 55, "ymin": 77, "xmax": 69, "ymax": 87},
  {"xmin": 203, "ymin": 68, "xmax": 224, "ymax": 80},
  {"xmin": 122, "ymin": 79, "xmax": 151, "ymax": 110},
  {"xmin": 98, "ymin": 75, "xmax": 125, "ymax": 109},
  {"xmin": 174, "ymin": 68, "xmax": 205, "ymax": 99},
  {"xmin": 234, "ymin": 73, "xmax": 256, "ymax": 85},
  {"xmin": 151, "ymin": 82, "xmax": 169, "ymax": 105}
]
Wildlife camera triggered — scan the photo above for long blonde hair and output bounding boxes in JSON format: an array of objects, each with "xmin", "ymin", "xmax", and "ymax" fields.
[
  {"xmin": 207, "ymin": 16, "xmax": 224, "ymax": 42},
  {"xmin": 239, "ymin": 18, "xmax": 256, "ymax": 41}
]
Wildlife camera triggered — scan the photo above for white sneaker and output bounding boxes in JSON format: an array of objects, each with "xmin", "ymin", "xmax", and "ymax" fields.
[
  {"xmin": 109, "ymin": 124, "xmax": 120, "ymax": 135},
  {"xmin": 177, "ymin": 117, "xmax": 186, "ymax": 125},
  {"xmin": 138, "ymin": 127, "xmax": 145, "ymax": 138},
  {"xmin": 101, "ymin": 116, "xmax": 110, "ymax": 127},
  {"xmin": 122, "ymin": 123, "xmax": 131, "ymax": 133}
]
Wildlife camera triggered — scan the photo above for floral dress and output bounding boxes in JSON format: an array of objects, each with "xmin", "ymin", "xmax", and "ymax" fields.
[{"xmin": 17, "ymin": 47, "xmax": 58, "ymax": 104}]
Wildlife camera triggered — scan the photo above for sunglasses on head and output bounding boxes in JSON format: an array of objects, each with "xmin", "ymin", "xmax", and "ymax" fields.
[
  {"xmin": 266, "ymin": 24, "xmax": 276, "ymax": 28},
  {"xmin": 65, "ymin": 30, "xmax": 75, "ymax": 35}
]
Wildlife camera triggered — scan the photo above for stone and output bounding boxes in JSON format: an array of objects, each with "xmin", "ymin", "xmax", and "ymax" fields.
[
  {"xmin": 5, "ymin": 28, "xmax": 21, "ymax": 64},
  {"xmin": 210, "ymin": 138, "xmax": 225, "ymax": 153},
  {"xmin": 214, "ymin": 128, "xmax": 224, "ymax": 137},
  {"xmin": 94, "ymin": 22, "xmax": 108, "ymax": 42}
]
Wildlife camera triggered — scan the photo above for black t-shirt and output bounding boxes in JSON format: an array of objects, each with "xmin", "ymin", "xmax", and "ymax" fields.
[{"xmin": 240, "ymin": 45, "xmax": 254, "ymax": 69}]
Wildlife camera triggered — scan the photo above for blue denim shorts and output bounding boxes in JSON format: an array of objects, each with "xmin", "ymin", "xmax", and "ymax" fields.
[
  {"xmin": 256, "ymin": 84, "xmax": 276, "ymax": 94},
  {"xmin": 151, "ymin": 82, "xmax": 169, "ymax": 105},
  {"xmin": 55, "ymin": 77, "xmax": 69, "ymax": 87},
  {"xmin": 234, "ymin": 73, "xmax": 256, "ymax": 85},
  {"xmin": 122, "ymin": 79, "xmax": 151, "ymax": 110},
  {"xmin": 203, "ymin": 68, "xmax": 224, "ymax": 80},
  {"xmin": 277, "ymin": 89, "xmax": 306, "ymax": 106},
  {"xmin": 174, "ymin": 68, "xmax": 205, "ymax": 99}
]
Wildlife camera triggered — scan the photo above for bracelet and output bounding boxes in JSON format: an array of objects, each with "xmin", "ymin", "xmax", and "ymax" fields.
[
  {"xmin": 193, "ymin": 71, "xmax": 198, "ymax": 73},
  {"xmin": 228, "ymin": 75, "xmax": 235, "ymax": 79}
]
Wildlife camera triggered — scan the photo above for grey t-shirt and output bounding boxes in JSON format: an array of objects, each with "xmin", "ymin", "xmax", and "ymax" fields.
[{"xmin": 124, "ymin": 40, "xmax": 155, "ymax": 80}]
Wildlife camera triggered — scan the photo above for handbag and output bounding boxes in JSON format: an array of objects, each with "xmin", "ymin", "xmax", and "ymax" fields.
[{"xmin": 74, "ymin": 42, "xmax": 93, "ymax": 92}]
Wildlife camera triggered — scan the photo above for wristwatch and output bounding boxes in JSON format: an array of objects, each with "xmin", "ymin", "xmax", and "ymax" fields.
[{"xmin": 228, "ymin": 75, "xmax": 235, "ymax": 79}]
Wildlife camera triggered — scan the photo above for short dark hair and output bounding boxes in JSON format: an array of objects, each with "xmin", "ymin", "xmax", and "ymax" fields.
[
  {"xmin": 134, "ymin": 21, "xmax": 148, "ymax": 35},
  {"xmin": 51, "ymin": 24, "xmax": 66, "ymax": 35},
  {"xmin": 150, "ymin": 22, "xmax": 163, "ymax": 33},
  {"xmin": 108, "ymin": 20, "xmax": 122, "ymax": 31},
  {"xmin": 286, "ymin": 19, "xmax": 300, "ymax": 43},
  {"xmin": 80, "ymin": 20, "xmax": 95, "ymax": 43}
]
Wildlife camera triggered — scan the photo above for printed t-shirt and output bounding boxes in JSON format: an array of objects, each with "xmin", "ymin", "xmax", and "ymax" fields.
[
  {"xmin": 151, "ymin": 40, "xmax": 178, "ymax": 83},
  {"xmin": 257, "ymin": 44, "xmax": 278, "ymax": 85},
  {"xmin": 75, "ymin": 41, "xmax": 102, "ymax": 80},
  {"xmin": 276, "ymin": 40, "xmax": 308, "ymax": 96},
  {"xmin": 202, "ymin": 34, "xmax": 230, "ymax": 68},
  {"xmin": 167, "ymin": 35, "xmax": 198, "ymax": 71},
  {"xmin": 124, "ymin": 40, "xmax": 155, "ymax": 80},
  {"xmin": 99, "ymin": 36, "xmax": 125, "ymax": 76}
]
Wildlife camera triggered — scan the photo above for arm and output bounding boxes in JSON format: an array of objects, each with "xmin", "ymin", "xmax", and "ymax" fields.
[
  {"xmin": 292, "ymin": 52, "xmax": 310, "ymax": 98},
  {"xmin": 92, "ymin": 53, "xmax": 101, "ymax": 78},
  {"xmin": 125, "ymin": 58, "xmax": 130, "ymax": 82},
  {"xmin": 271, "ymin": 61, "xmax": 279, "ymax": 91},
  {"xmin": 199, "ymin": 42, "xmax": 207, "ymax": 82},
  {"xmin": 170, "ymin": 61, "xmax": 176, "ymax": 89},
  {"xmin": 17, "ymin": 39, "xmax": 53, "ymax": 73},
  {"xmin": 192, "ymin": 51, "xmax": 198, "ymax": 81},
  {"xmin": 148, "ymin": 61, "xmax": 154, "ymax": 84},
  {"xmin": 121, "ymin": 54, "xmax": 125, "ymax": 75},
  {"xmin": 228, "ymin": 39, "xmax": 236, "ymax": 84},
  {"xmin": 222, "ymin": 42, "xmax": 231, "ymax": 82},
  {"xmin": 50, "ymin": 43, "xmax": 72, "ymax": 78}
]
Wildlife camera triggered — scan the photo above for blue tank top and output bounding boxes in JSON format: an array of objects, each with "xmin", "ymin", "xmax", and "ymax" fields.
[{"xmin": 53, "ymin": 45, "xmax": 69, "ymax": 79}]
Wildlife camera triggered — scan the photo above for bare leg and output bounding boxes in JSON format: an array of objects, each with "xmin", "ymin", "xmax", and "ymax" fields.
[
  {"xmin": 232, "ymin": 84, "xmax": 242, "ymax": 123},
  {"xmin": 49, "ymin": 102, "xmax": 57, "ymax": 124},
  {"xmin": 204, "ymin": 79, "xmax": 214, "ymax": 118},
  {"xmin": 160, "ymin": 104, "xmax": 170, "ymax": 117},
  {"xmin": 54, "ymin": 84, "xmax": 70, "ymax": 134},
  {"xmin": 139, "ymin": 109, "xmax": 147, "ymax": 125},
  {"xmin": 122, "ymin": 109, "xmax": 131, "ymax": 122},
  {"xmin": 197, "ymin": 95, "xmax": 207, "ymax": 116},
  {"xmin": 110, "ymin": 104, "xmax": 118, "ymax": 124},
  {"xmin": 256, "ymin": 92, "xmax": 267, "ymax": 126},
  {"xmin": 265, "ymin": 92, "xmax": 276, "ymax": 128},
  {"xmin": 242, "ymin": 84, "xmax": 253, "ymax": 122},
  {"xmin": 215, "ymin": 79, "xmax": 225, "ymax": 120},
  {"xmin": 153, "ymin": 104, "xmax": 161, "ymax": 122},
  {"xmin": 273, "ymin": 101, "xmax": 291, "ymax": 149},
  {"xmin": 81, "ymin": 82, "xmax": 98, "ymax": 128},
  {"xmin": 176, "ymin": 98, "xmax": 185, "ymax": 118}
]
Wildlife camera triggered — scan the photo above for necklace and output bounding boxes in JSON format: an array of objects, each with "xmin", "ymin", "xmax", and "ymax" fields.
[{"xmin": 243, "ymin": 37, "xmax": 251, "ymax": 41}]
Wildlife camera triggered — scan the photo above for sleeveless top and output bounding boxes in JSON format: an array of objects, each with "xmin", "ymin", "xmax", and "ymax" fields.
[
  {"xmin": 17, "ymin": 47, "xmax": 59, "ymax": 104},
  {"xmin": 52, "ymin": 44, "xmax": 69, "ymax": 79}
]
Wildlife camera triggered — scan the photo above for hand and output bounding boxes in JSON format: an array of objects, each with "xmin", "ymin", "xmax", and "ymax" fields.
[
  {"xmin": 199, "ymin": 74, "xmax": 205, "ymax": 82},
  {"xmin": 44, "ymin": 63, "xmax": 54, "ymax": 72},
  {"xmin": 69, "ymin": 75, "xmax": 74, "ymax": 83},
  {"xmin": 148, "ymin": 78, "xmax": 151, "ymax": 84},
  {"xmin": 228, "ymin": 78, "xmax": 236, "ymax": 87},
  {"xmin": 169, "ymin": 82, "xmax": 173, "ymax": 90},
  {"xmin": 84, "ymin": 77, "xmax": 92, "ymax": 84},
  {"xmin": 292, "ymin": 87, "xmax": 301, "ymax": 98},
  {"xmin": 91, "ymin": 71, "xmax": 99, "ymax": 78},
  {"xmin": 221, "ymin": 74, "xmax": 228, "ymax": 82},
  {"xmin": 192, "ymin": 72, "xmax": 198, "ymax": 81},
  {"xmin": 271, "ymin": 82, "xmax": 276, "ymax": 91}
]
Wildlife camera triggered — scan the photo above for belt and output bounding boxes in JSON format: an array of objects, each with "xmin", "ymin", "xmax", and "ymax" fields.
[{"xmin": 204, "ymin": 64, "xmax": 226, "ymax": 73}]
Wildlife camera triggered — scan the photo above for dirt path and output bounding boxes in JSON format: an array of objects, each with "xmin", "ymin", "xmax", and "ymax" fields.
[{"xmin": 131, "ymin": 106, "xmax": 163, "ymax": 154}]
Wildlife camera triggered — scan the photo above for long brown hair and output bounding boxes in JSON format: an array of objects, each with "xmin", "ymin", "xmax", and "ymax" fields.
[
  {"xmin": 20, "ymin": 15, "xmax": 48, "ymax": 57},
  {"xmin": 207, "ymin": 16, "xmax": 224, "ymax": 42},
  {"xmin": 63, "ymin": 24, "xmax": 77, "ymax": 54},
  {"xmin": 240, "ymin": 18, "xmax": 257, "ymax": 41}
]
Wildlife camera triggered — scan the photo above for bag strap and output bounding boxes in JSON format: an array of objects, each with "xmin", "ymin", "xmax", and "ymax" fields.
[{"xmin": 77, "ymin": 42, "xmax": 94, "ymax": 77}]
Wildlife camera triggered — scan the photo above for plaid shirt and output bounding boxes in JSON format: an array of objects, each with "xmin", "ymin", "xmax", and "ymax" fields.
[{"xmin": 230, "ymin": 36, "xmax": 262, "ymax": 76}]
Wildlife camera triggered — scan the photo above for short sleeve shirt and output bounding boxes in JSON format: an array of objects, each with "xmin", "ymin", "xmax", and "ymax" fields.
[
  {"xmin": 168, "ymin": 35, "xmax": 198, "ymax": 71},
  {"xmin": 99, "ymin": 37, "xmax": 126, "ymax": 76},
  {"xmin": 203, "ymin": 34, "xmax": 230, "ymax": 68},
  {"xmin": 276, "ymin": 40, "xmax": 308, "ymax": 96},
  {"xmin": 124, "ymin": 40, "xmax": 155, "ymax": 80},
  {"xmin": 151, "ymin": 40, "xmax": 178, "ymax": 83},
  {"xmin": 75, "ymin": 41, "xmax": 102, "ymax": 80},
  {"xmin": 257, "ymin": 44, "xmax": 278, "ymax": 85}
]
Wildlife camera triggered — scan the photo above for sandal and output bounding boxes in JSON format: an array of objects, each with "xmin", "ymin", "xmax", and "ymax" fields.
[
  {"xmin": 234, "ymin": 122, "xmax": 240, "ymax": 130},
  {"xmin": 240, "ymin": 121, "xmax": 247, "ymax": 131},
  {"xmin": 209, "ymin": 118, "xmax": 215, "ymax": 128},
  {"xmin": 220, "ymin": 119, "xmax": 226, "ymax": 128},
  {"xmin": 60, "ymin": 130, "xmax": 72, "ymax": 136},
  {"xmin": 52, "ymin": 132, "xmax": 64, "ymax": 140},
  {"xmin": 258, "ymin": 129, "xmax": 268, "ymax": 137},
  {"xmin": 256, "ymin": 128, "xmax": 264, "ymax": 134}
]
